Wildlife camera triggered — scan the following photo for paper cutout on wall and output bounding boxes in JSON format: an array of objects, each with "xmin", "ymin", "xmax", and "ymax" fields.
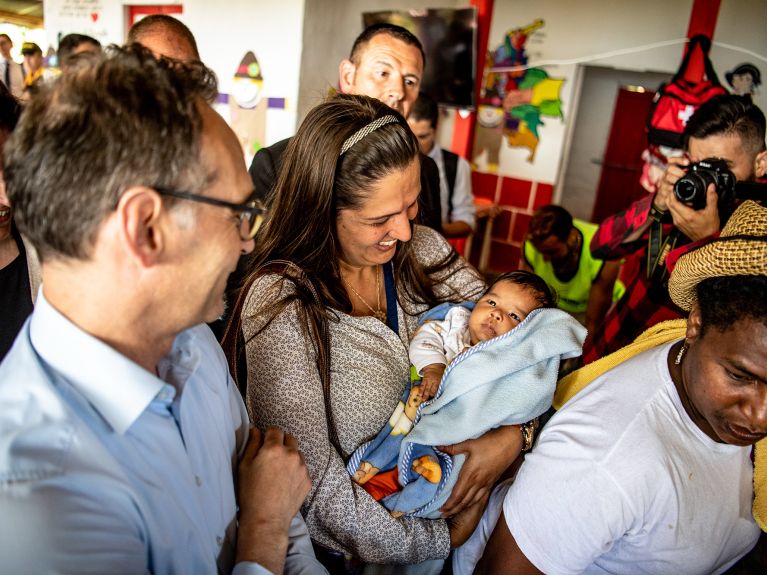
[
  {"xmin": 473, "ymin": 19, "xmax": 564, "ymax": 168},
  {"xmin": 725, "ymin": 63, "xmax": 761, "ymax": 97},
  {"xmin": 229, "ymin": 51, "xmax": 267, "ymax": 164},
  {"xmin": 232, "ymin": 51, "xmax": 263, "ymax": 109}
]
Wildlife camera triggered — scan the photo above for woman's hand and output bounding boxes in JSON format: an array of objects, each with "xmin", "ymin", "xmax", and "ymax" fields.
[
  {"xmin": 438, "ymin": 425, "xmax": 523, "ymax": 517},
  {"xmin": 447, "ymin": 492, "xmax": 490, "ymax": 548}
]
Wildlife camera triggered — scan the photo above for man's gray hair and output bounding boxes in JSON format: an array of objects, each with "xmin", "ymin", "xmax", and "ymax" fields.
[{"xmin": 5, "ymin": 44, "xmax": 217, "ymax": 261}]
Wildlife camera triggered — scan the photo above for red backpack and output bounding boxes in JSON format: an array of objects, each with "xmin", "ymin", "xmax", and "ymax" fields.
[
  {"xmin": 648, "ymin": 35, "xmax": 727, "ymax": 148},
  {"xmin": 640, "ymin": 35, "xmax": 727, "ymax": 191}
]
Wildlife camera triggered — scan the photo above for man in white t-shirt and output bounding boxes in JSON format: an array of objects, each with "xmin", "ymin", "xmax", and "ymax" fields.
[{"xmin": 456, "ymin": 200, "xmax": 767, "ymax": 574}]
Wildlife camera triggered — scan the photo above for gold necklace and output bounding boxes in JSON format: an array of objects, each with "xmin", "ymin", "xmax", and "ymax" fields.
[{"xmin": 344, "ymin": 265, "xmax": 386, "ymax": 322}]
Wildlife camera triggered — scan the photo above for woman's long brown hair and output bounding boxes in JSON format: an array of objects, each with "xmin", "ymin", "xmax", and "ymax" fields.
[{"xmin": 222, "ymin": 94, "xmax": 472, "ymax": 454}]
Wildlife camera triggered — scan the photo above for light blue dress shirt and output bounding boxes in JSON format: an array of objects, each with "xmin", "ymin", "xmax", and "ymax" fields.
[{"xmin": 0, "ymin": 292, "xmax": 324, "ymax": 574}]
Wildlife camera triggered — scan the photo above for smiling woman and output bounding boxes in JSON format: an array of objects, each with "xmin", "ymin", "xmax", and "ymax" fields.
[{"xmin": 223, "ymin": 94, "xmax": 520, "ymax": 571}]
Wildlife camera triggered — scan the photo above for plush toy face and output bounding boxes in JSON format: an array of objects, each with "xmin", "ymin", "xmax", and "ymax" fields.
[{"xmin": 404, "ymin": 385, "xmax": 424, "ymax": 419}]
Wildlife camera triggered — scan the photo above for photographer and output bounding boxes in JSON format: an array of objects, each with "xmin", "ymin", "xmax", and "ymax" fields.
[{"xmin": 583, "ymin": 95, "xmax": 767, "ymax": 363}]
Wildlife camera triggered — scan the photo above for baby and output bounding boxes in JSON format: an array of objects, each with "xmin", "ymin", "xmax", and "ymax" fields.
[
  {"xmin": 413, "ymin": 270, "xmax": 556, "ymax": 401},
  {"xmin": 351, "ymin": 271, "xmax": 556, "ymax": 510}
]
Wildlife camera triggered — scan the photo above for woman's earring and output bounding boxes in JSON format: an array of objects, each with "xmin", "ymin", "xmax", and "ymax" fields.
[{"xmin": 674, "ymin": 341, "xmax": 689, "ymax": 365}]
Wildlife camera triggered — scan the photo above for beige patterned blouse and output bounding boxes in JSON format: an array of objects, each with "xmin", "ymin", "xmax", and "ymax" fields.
[{"xmin": 242, "ymin": 226, "xmax": 485, "ymax": 564}]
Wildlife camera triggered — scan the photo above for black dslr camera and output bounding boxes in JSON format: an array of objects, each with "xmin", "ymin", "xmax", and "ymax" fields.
[{"xmin": 673, "ymin": 158, "xmax": 736, "ymax": 210}]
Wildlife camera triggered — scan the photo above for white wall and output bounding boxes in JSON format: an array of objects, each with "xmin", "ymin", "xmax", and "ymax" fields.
[
  {"xmin": 185, "ymin": 0, "xmax": 305, "ymax": 145},
  {"xmin": 43, "ymin": 0, "xmax": 306, "ymax": 146},
  {"xmin": 39, "ymin": 1, "xmax": 767, "ymax": 160}
]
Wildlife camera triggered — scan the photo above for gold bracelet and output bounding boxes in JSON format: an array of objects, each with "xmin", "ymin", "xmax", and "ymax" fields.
[{"xmin": 519, "ymin": 418, "xmax": 539, "ymax": 452}]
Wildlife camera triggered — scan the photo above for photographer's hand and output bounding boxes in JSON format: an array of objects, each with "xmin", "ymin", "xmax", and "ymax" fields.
[
  {"xmin": 655, "ymin": 156, "xmax": 689, "ymax": 211},
  {"xmin": 667, "ymin": 183, "xmax": 720, "ymax": 241}
]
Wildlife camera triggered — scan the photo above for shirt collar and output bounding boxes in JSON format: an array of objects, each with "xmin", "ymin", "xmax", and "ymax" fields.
[
  {"xmin": 30, "ymin": 291, "xmax": 166, "ymax": 434},
  {"xmin": 427, "ymin": 141, "xmax": 442, "ymax": 164}
]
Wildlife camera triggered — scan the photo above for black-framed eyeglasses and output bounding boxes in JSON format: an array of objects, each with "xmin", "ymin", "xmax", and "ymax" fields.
[{"xmin": 155, "ymin": 186, "xmax": 266, "ymax": 241}]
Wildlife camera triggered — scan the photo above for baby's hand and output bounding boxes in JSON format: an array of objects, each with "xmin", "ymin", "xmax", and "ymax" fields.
[{"xmin": 420, "ymin": 363, "xmax": 446, "ymax": 400}]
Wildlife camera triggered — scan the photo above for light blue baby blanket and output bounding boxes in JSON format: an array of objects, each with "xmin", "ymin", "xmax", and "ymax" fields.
[{"xmin": 348, "ymin": 305, "xmax": 586, "ymax": 518}]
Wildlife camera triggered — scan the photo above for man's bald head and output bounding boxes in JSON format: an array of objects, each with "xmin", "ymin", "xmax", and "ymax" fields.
[{"xmin": 127, "ymin": 14, "xmax": 199, "ymax": 61}]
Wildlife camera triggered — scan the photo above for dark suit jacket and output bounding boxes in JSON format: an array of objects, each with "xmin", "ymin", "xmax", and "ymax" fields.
[{"xmin": 248, "ymin": 137, "xmax": 443, "ymax": 232}]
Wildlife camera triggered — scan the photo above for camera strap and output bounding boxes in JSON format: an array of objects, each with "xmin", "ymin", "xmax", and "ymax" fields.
[{"xmin": 646, "ymin": 209, "xmax": 680, "ymax": 286}]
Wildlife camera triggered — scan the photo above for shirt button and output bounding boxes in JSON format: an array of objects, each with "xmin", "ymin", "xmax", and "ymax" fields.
[
  {"xmin": 195, "ymin": 475, "xmax": 202, "ymax": 486},
  {"xmin": 216, "ymin": 536, "xmax": 223, "ymax": 546}
]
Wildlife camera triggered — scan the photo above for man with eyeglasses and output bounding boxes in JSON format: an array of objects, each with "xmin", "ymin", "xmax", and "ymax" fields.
[{"xmin": 0, "ymin": 45, "xmax": 324, "ymax": 574}]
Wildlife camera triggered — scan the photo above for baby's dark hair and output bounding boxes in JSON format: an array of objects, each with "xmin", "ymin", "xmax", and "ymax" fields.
[{"xmin": 490, "ymin": 270, "xmax": 556, "ymax": 309}]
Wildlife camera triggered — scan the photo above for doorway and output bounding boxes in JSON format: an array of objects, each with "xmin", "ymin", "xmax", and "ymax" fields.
[
  {"xmin": 125, "ymin": 4, "xmax": 184, "ymax": 32},
  {"xmin": 558, "ymin": 65, "xmax": 670, "ymax": 222}
]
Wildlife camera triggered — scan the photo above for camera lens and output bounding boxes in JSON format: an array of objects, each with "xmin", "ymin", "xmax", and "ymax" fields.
[
  {"xmin": 674, "ymin": 170, "xmax": 715, "ymax": 210},
  {"xmin": 674, "ymin": 173, "xmax": 705, "ymax": 203}
]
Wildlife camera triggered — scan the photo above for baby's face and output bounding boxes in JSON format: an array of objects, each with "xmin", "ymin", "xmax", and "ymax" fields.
[{"xmin": 468, "ymin": 280, "xmax": 541, "ymax": 345}]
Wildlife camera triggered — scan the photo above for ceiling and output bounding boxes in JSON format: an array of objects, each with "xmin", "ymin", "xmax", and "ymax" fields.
[{"xmin": 0, "ymin": 0, "xmax": 43, "ymax": 28}]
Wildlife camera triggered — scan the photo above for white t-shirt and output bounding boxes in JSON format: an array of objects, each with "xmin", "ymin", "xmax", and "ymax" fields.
[{"xmin": 504, "ymin": 341, "xmax": 759, "ymax": 574}]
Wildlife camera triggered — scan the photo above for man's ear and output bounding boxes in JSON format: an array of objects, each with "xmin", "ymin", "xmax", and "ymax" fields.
[
  {"xmin": 338, "ymin": 59, "xmax": 356, "ymax": 94},
  {"xmin": 686, "ymin": 299, "xmax": 703, "ymax": 343},
  {"xmin": 754, "ymin": 149, "xmax": 767, "ymax": 178},
  {"xmin": 115, "ymin": 186, "xmax": 165, "ymax": 267}
]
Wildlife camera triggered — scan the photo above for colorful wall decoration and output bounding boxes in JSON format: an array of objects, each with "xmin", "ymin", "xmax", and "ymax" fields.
[
  {"xmin": 473, "ymin": 19, "xmax": 565, "ymax": 169},
  {"xmin": 229, "ymin": 51, "xmax": 268, "ymax": 163}
]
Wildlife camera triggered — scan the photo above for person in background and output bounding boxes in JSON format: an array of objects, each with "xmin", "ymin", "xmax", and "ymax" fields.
[
  {"xmin": 57, "ymin": 33, "xmax": 102, "ymax": 71},
  {"xmin": 408, "ymin": 92, "xmax": 475, "ymax": 239},
  {"xmin": 522, "ymin": 204, "xmax": 622, "ymax": 337},
  {"xmin": 20, "ymin": 42, "xmax": 44, "ymax": 92},
  {"xmin": 127, "ymin": 13, "xmax": 200, "ymax": 61},
  {"xmin": 0, "ymin": 45, "xmax": 323, "ymax": 575},
  {"xmin": 584, "ymin": 95, "xmax": 767, "ymax": 364},
  {"xmin": 249, "ymin": 23, "xmax": 442, "ymax": 233},
  {"xmin": 0, "ymin": 81, "xmax": 38, "ymax": 361},
  {"xmin": 0, "ymin": 34, "xmax": 24, "ymax": 98}
]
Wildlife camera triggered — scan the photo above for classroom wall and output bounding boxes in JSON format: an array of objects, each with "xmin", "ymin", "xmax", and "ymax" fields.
[
  {"xmin": 470, "ymin": 0, "xmax": 767, "ymax": 273},
  {"xmin": 42, "ymin": 0, "xmax": 306, "ymax": 154},
  {"xmin": 39, "ymin": 1, "xmax": 767, "ymax": 274},
  {"xmin": 483, "ymin": 0, "xmax": 695, "ymax": 183}
]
